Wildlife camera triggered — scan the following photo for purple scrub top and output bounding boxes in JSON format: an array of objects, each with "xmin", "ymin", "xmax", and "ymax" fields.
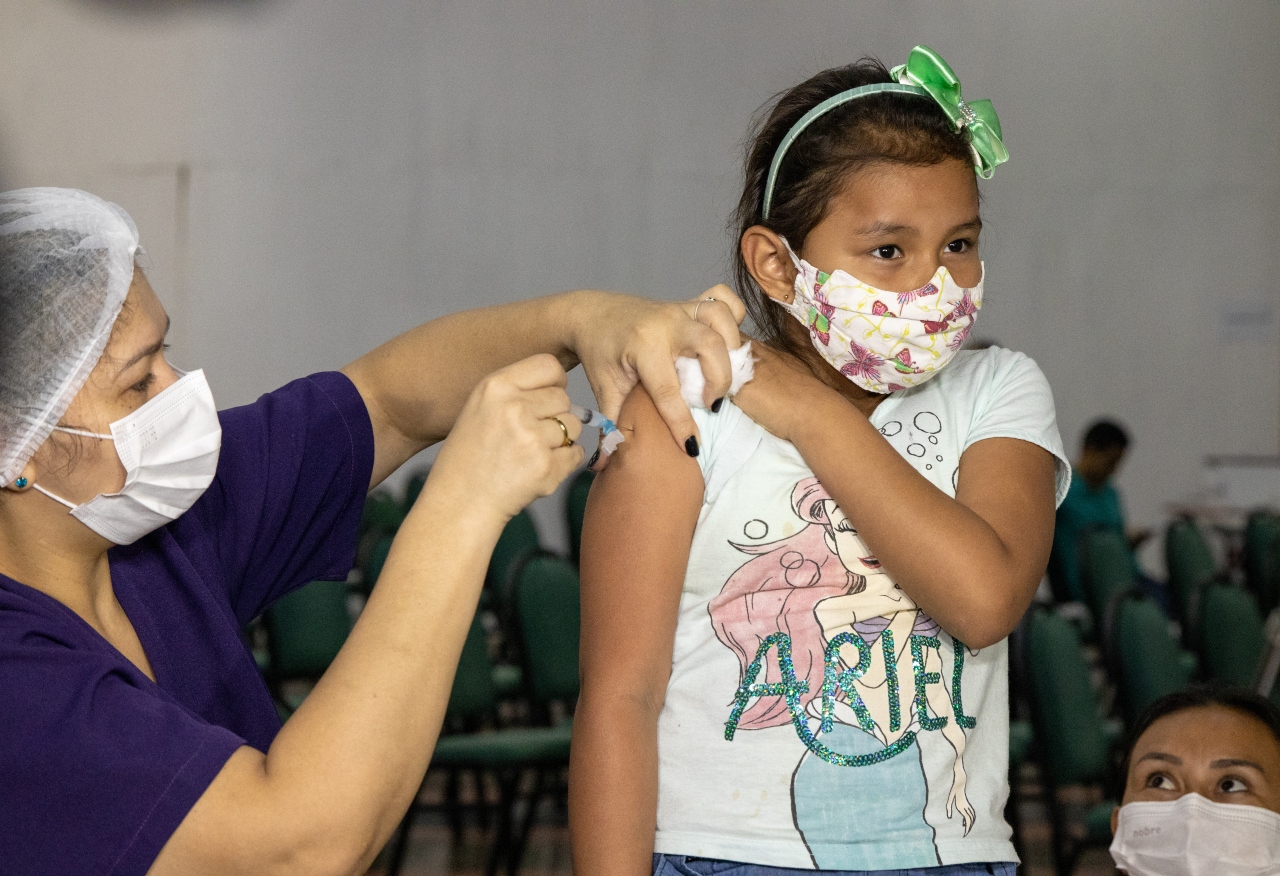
[{"xmin": 0, "ymin": 371, "xmax": 375, "ymax": 875}]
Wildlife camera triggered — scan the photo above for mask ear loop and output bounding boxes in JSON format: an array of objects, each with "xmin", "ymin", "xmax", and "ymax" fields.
[
  {"xmin": 32, "ymin": 482, "xmax": 78, "ymax": 510},
  {"xmin": 30, "ymin": 426, "xmax": 115, "ymax": 509},
  {"xmin": 778, "ymin": 236, "xmax": 804, "ymax": 272},
  {"xmin": 52, "ymin": 426, "xmax": 113, "ymax": 440}
]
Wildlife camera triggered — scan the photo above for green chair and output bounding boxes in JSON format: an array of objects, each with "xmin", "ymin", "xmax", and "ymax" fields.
[
  {"xmin": 513, "ymin": 554, "xmax": 581, "ymax": 714},
  {"xmin": 360, "ymin": 532, "xmax": 394, "ymax": 593},
  {"xmin": 263, "ymin": 580, "xmax": 353, "ymax": 714},
  {"xmin": 1019, "ymin": 610, "xmax": 1118, "ymax": 876},
  {"xmin": 487, "ymin": 510, "xmax": 542, "ymax": 609},
  {"xmin": 1006, "ymin": 718, "xmax": 1034, "ymax": 863},
  {"xmin": 1245, "ymin": 512, "xmax": 1280, "ymax": 615},
  {"xmin": 361, "ymin": 488, "xmax": 405, "ymax": 537},
  {"xmin": 1080, "ymin": 528, "xmax": 1137, "ymax": 624},
  {"xmin": 402, "ymin": 468, "xmax": 429, "ymax": 513},
  {"xmin": 1165, "ymin": 518, "xmax": 1219, "ymax": 636},
  {"xmin": 387, "ymin": 614, "xmax": 572, "ymax": 876},
  {"xmin": 565, "ymin": 468, "xmax": 595, "ymax": 565},
  {"xmin": 1103, "ymin": 591, "xmax": 1195, "ymax": 724},
  {"xmin": 1198, "ymin": 582, "xmax": 1267, "ymax": 688}
]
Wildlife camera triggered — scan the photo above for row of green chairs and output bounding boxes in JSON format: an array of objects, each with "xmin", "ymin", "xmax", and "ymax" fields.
[
  {"xmin": 1081, "ymin": 522, "xmax": 1271, "ymax": 691},
  {"xmin": 388, "ymin": 553, "xmax": 582, "ymax": 876},
  {"xmin": 1020, "ymin": 516, "xmax": 1278, "ymax": 875},
  {"xmin": 1017, "ymin": 609, "xmax": 1120, "ymax": 876},
  {"xmin": 1164, "ymin": 517, "xmax": 1219, "ymax": 632},
  {"xmin": 1102, "ymin": 592, "xmax": 1196, "ymax": 724},
  {"xmin": 1245, "ymin": 511, "xmax": 1280, "ymax": 615},
  {"xmin": 261, "ymin": 579, "xmax": 354, "ymax": 715},
  {"xmin": 254, "ymin": 467, "xmax": 598, "ymax": 875}
]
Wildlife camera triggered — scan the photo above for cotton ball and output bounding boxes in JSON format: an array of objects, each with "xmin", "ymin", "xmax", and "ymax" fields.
[{"xmin": 674, "ymin": 342, "xmax": 755, "ymax": 410}]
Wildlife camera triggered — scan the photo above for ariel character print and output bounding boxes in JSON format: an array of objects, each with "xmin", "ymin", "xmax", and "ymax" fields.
[{"xmin": 708, "ymin": 478, "xmax": 976, "ymax": 870}]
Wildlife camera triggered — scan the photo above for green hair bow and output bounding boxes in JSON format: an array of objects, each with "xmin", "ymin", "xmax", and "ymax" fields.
[{"xmin": 890, "ymin": 45, "xmax": 1008, "ymax": 180}]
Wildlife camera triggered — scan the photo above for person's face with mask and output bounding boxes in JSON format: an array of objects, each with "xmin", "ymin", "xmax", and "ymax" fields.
[
  {"xmin": 1111, "ymin": 704, "xmax": 1280, "ymax": 875},
  {"xmin": 24, "ymin": 270, "xmax": 177, "ymax": 507}
]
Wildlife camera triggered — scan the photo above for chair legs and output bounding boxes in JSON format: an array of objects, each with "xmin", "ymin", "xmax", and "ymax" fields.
[
  {"xmin": 1004, "ymin": 782, "xmax": 1025, "ymax": 865},
  {"xmin": 1045, "ymin": 790, "xmax": 1085, "ymax": 876},
  {"xmin": 508, "ymin": 768, "xmax": 547, "ymax": 876},
  {"xmin": 474, "ymin": 768, "xmax": 492, "ymax": 829},
  {"xmin": 386, "ymin": 804, "xmax": 416, "ymax": 876},
  {"xmin": 485, "ymin": 770, "xmax": 521, "ymax": 876},
  {"xmin": 391, "ymin": 764, "xmax": 557, "ymax": 876},
  {"xmin": 445, "ymin": 768, "xmax": 463, "ymax": 841}
]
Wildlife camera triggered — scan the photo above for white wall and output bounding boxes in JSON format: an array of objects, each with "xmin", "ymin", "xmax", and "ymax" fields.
[{"xmin": 2, "ymin": 0, "xmax": 1277, "ymax": 554}]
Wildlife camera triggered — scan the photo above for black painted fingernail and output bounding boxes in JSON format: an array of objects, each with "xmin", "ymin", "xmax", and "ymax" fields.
[
  {"xmin": 684, "ymin": 436, "xmax": 700, "ymax": 458},
  {"xmin": 587, "ymin": 448, "xmax": 601, "ymax": 469},
  {"xmin": 711, "ymin": 397, "xmax": 724, "ymax": 413}
]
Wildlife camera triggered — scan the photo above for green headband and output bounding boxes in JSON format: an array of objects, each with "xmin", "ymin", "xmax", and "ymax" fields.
[{"xmin": 760, "ymin": 45, "xmax": 1008, "ymax": 221}]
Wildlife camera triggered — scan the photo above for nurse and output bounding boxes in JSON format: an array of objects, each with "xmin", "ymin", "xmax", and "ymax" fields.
[{"xmin": 0, "ymin": 188, "xmax": 742, "ymax": 875}]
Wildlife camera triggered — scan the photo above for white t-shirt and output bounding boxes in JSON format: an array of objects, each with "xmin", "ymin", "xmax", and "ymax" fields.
[{"xmin": 653, "ymin": 347, "xmax": 1070, "ymax": 870}]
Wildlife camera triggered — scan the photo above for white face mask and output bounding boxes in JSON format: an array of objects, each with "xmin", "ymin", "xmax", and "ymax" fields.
[
  {"xmin": 33, "ymin": 370, "xmax": 222, "ymax": 545},
  {"xmin": 778, "ymin": 241, "xmax": 982, "ymax": 394},
  {"xmin": 1110, "ymin": 793, "xmax": 1280, "ymax": 876}
]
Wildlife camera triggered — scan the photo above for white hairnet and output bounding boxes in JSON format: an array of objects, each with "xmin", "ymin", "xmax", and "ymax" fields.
[{"xmin": 0, "ymin": 188, "xmax": 140, "ymax": 486}]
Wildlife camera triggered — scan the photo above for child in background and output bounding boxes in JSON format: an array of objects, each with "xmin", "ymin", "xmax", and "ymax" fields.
[{"xmin": 570, "ymin": 47, "xmax": 1071, "ymax": 875}]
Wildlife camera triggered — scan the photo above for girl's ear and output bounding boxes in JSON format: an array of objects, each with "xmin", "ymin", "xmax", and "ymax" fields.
[
  {"xmin": 823, "ymin": 528, "xmax": 837, "ymax": 556},
  {"xmin": 741, "ymin": 226, "xmax": 797, "ymax": 304}
]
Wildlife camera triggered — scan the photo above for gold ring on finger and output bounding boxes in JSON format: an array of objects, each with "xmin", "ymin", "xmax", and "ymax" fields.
[
  {"xmin": 692, "ymin": 296, "xmax": 718, "ymax": 322},
  {"xmin": 552, "ymin": 416, "xmax": 574, "ymax": 448}
]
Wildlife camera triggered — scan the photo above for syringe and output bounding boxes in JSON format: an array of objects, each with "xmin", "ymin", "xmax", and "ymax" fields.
[{"xmin": 569, "ymin": 403, "xmax": 618, "ymax": 435}]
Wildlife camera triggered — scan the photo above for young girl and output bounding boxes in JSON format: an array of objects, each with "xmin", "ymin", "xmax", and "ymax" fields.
[{"xmin": 570, "ymin": 46, "xmax": 1071, "ymax": 876}]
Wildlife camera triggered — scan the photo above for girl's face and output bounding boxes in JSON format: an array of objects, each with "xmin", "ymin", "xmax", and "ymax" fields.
[{"xmin": 800, "ymin": 158, "xmax": 982, "ymax": 294}]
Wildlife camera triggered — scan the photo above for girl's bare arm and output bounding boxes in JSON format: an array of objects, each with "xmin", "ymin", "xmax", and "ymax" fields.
[{"xmin": 569, "ymin": 387, "xmax": 704, "ymax": 876}]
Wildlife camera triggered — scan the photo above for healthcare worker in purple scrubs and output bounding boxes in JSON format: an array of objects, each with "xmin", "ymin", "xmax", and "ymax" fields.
[{"xmin": 0, "ymin": 188, "xmax": 743, "ymax": 875}]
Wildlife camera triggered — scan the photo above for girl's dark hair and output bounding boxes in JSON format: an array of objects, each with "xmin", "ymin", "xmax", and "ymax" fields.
[
  {"xmin": 732, "ymin": 58, "xmax": 973, "ymax": 356},
  {"xmin": 1120, "ymin": 683, "xmax": 1280, "ymax": 781}
]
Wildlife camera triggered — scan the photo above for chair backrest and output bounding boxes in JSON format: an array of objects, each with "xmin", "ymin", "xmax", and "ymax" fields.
[
  {"xmin": 1081, "ymin": 527, "xmax": 1136, "ymax": 622},
  {"xmin": 1023, "ymin": 609, "xmax": 1112, "ymax": 787},
  {"xmin": 486, "ymin": 510, "xmax": 541, "ymax": 606},
  {"xmin": 361, "ymin": 489, "xmax": 405, "ymax": 537},
  {"xmin": 1165, "ymin": 518, "xmax": 1218, "ymax": 625},
  {"xmin": 446, "ymin": 613, "xmax": 498, "ymax": 723},
  {"xmin": 565, "ymin": 468, "xmax": 595, "ymax": 565},
  {"xmin": 1198, "ymin": 582, "xmax": 1266, "ymax": 688},
  {"xmin": 1245, "ymin": 512, "xmax": 1280, "ymax": 615},
  {"xmin": 1106, "ymin": 592, "xmax": 1193, "ymax": 723},
  {"xmin": 514, "ymin": 554, "xmax": 581, "ymax": 707},
  {"xmin": 266, "ymin": 580, "xmax": 353, "ymax": 679},
  {"xmin": 402, "ymin": 468, "xmax": 429, "ymax": 513},
  {"xmin": 362, "ymin": 532, "xmax": 394, "ymax": 592}
]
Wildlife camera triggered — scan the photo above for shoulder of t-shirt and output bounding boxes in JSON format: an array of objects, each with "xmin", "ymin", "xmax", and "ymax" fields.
[
  {"xmin": 690, "ymin": 400, "xmax": 767, "ymax": 503},
  {"xmin": 934, "ymin": 347, "xmax": 1073, "ymax": 506},
  {"xmin": 215, "ymin": 370, "xmax": 370, "ymax": 441}
]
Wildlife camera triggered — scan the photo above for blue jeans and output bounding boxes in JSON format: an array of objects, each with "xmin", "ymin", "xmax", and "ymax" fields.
[{"xmin": 653, "ymin": 855, "xmax": 1017, "ymax": 876}]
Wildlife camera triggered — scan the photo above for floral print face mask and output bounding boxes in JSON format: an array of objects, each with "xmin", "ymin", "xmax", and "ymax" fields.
[{"xmin": 777, "ymin": 241, "xmax": 983, "ymax": 394}]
